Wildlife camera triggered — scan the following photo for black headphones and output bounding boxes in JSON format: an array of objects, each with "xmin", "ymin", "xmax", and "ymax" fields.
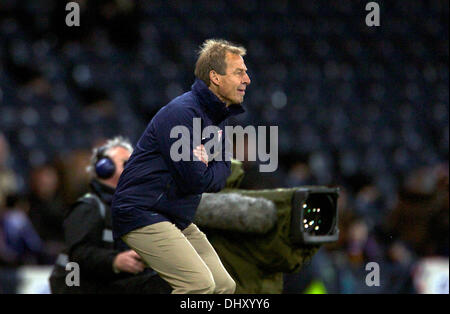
[{"xmin": 94, "ymin": 146, "xmax": 116, "ymax": 179}]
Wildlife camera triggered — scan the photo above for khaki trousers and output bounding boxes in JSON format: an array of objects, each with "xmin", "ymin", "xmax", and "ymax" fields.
[{"xmin": 122, "ymin": 221, "xmax": 236, "ymax": 294}]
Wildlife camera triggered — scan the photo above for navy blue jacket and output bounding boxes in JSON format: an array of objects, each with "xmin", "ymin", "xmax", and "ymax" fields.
[{"xmin": 111, "ymin": 79, "xmax": 244, "ymax": 239}]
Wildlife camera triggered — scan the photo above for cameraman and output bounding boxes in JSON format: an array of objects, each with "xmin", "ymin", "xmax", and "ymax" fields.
[{"xmin": 49, "ymin": 136, "xmax": 171, "ymax": 293}]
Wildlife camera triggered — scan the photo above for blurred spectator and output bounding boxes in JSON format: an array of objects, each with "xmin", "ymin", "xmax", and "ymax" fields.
[
  {"xmin": 0, "ymin": 194, "xmax": 42, "ymax": 266},
  {"xmin": 56, "ymin": 149, "xmax": 92, "ymax": 207},
  {"xmin": 285, "ymin": 161, "xmax": 316, "ymax": 187},
  {"xmin": 354, "ymin": 184, "xmax": 386, "ymax": 230},
  {"xmin": 0, "ymin": 133, "xmax": 18, "ymax": 208},
  {"xmin": 385, "ymin": 163, "xmax": 449, "ymax": 257},
  {"xmin": 28, "ymin": 164, "xmax": 65, "ymax": 262}
]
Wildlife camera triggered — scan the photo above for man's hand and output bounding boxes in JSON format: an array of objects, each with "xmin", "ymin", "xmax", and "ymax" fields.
[
  {"xmin": 194, "ymin": 144, "xmax": 208, "ymax": 166},
  {"xmin": 113, "ymin": 250, "xmax": 146, "ymax": 274}
]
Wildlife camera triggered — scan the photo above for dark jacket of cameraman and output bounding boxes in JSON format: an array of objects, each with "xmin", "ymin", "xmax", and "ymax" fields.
[{"xmin": 48, "ymin": 179, "xmax": 171, "ymax": 294}]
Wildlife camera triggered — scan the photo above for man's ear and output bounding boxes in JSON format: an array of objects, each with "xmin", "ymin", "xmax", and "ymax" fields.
[{"xmin": 209, "ymin": 70, "xmax": 220, "ymax": 86}]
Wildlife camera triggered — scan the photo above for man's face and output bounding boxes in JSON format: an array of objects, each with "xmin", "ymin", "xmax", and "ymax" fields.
[
  {"xmin": 215, "ymin": 52, "xmax": 251, "ymax": 106},
  {"xmin": 105, "ymin": 146, "xmax": 131, "ymax": 188}
]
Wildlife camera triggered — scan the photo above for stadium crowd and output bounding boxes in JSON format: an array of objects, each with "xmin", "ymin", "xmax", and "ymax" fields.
[{"xmin": 0, "ymin": 0, "xmax": 448, "ymax": 293}]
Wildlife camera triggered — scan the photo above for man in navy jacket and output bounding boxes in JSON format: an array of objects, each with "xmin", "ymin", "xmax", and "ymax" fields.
[{"xmin": 111, "ymin": 39, "xmax": 251, "ymax": 294}]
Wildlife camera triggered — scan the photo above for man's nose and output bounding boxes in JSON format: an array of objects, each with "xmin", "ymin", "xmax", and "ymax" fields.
[{"xmin": 243, "ymin": 73, "xmax": 251, "ymax": 85}]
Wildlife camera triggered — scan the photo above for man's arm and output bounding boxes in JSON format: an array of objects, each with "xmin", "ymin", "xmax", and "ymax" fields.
[
  {"xmin": 155, "ymin": 106, "xmax": 231, "ymax": 195},
  {"xmin": 64, "ymin": 203, "xmax": 122, "ymax": 279}
]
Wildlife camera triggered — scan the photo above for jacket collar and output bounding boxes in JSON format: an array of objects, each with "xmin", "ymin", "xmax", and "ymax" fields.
[
  {"xmin": 191, "ymin": 79, "xmax": 245, "ymax": 124},
  {"xmin": 90, "ymin": 179, "xmax": 115, "ymax": 205}
]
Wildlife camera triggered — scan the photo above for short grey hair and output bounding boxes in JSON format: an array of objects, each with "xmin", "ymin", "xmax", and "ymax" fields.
[
  {"xmin": 194, "ymin": 39, "xmax": 247, "ymax": 86},
  {"xmin": 86, "ymin": 136, "xmax": 133, "ymax": 176}
]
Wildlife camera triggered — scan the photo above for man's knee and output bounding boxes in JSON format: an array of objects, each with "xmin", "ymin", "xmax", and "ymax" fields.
[
  {"xmin": 215, "ymin": 277, "xmax": 236, "ymax": 294},
  {"xmin": 192, "ymin": 273, "xmax": 216, "ymax": 294}
]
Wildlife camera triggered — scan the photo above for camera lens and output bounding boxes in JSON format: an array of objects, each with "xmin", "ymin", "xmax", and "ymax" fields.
[{"xmin": 302, "ymin": 194, "xmax": 335, "ymax": 236}]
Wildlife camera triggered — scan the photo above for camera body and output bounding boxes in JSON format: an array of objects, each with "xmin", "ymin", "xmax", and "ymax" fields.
[{"xmin": 195, "ymin": 160, "xmax": 340, "ymax": 293}]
